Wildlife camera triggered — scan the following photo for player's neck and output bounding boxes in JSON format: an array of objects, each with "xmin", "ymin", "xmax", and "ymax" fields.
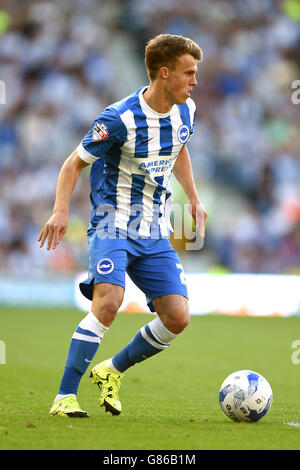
[{"xmin": 143, "ymin": 83, "xmax": 173, "ymax": 114}]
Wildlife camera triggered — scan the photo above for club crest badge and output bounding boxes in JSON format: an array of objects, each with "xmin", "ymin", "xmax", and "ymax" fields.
[
  {"xmin": 177, "ymin": 124, "xmax": 190, "ymax": 144},
  {"xmin": 92, "ymin": 122, "xmax": 109, "ymax": 141},
  {"xmin": 97, "ymin": 258, "xmax": 114, "ymax": 275}
]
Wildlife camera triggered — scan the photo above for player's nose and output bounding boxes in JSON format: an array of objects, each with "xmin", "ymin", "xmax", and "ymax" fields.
[{"xmin": 191, "ymin": 76, "xmax": 197, "ymax": 87}]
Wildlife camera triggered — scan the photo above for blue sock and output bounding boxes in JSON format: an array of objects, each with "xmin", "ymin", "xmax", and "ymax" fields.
[
  {"xmin": 112, "ymin": 323, "xmax": 172, "ymax": 373},
  {"xmin": 58, "ymin": 312, "xmax": 108, "ymax": 396}
]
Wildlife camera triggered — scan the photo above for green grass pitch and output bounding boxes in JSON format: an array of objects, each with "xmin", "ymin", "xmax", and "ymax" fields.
[{"xmin": 1, "ymin": 307, "xmax": 300, "ymax": 450}]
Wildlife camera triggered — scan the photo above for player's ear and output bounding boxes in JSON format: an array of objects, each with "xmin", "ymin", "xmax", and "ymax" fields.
[{"xmin": 160, "ymin": 67, "xmax": 169, "ymax": 80}]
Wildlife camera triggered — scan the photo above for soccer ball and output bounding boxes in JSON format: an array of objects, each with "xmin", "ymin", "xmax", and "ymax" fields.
[{"xmin": 219, "ymin": 370, "xmax": 273, "ymax": 422}]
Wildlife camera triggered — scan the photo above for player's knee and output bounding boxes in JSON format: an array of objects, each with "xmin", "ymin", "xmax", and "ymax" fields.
[
  {"xmin": 92, "ymin": 288, "xmax": 123, "ymax": 325},
  {"xmin": 101, "ymin": 298, "xmax": 120, "ymax": 323},
  {"xmin": 92, "ymin": 284, "xmax": 124, "ymax": 326},
  {"xmin": 155, "ymin": 295, "xmax": 190, "ymax": 334},
  {"xmin": 164, "ymin": 309, "xmax": 190, "ymax": 334},
  {"xmin": 175, "ymin": 311, "xmax": 190, "ymax": 333},
  {"xmin": 172, "ymin": 298, "xmax": 190, "ymax": 333}
]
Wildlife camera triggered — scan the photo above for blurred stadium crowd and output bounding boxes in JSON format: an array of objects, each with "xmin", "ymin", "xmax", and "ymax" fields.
[{"xmin": 0, "ymin": 0, "xmax": 299, "ymax": 275}]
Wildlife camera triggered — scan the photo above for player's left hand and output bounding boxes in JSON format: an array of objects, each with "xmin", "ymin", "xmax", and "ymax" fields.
[{"xmin": 188, "ymin": 198, "xmax": 207, "ymax": 239}]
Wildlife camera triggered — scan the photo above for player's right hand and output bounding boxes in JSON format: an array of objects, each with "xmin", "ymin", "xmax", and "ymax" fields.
[{"xmin": 38, "ymin": 212, "xmax": 68, "ymax": 250}]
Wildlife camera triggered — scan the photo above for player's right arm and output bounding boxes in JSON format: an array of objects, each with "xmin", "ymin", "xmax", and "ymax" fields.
[
  {"xmin": 38, "ymin": 149, "xmax": 89, "ymax": 250},
  {"xmin": 39, "ymin": 107, "xmax": 126, "ymax": 250}
]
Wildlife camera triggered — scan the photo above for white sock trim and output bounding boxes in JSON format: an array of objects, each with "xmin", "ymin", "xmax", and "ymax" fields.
[
  {"xmin": 54, "ymin": 393, "xmax": 76, "ymax": 403},
  {"xmin": 148, "ymin": 316, "xmax": 178, "ymax": 345},
  {"xmin": 141, "ymin": 326, "xmax": 168, "ymax": 350},
  {"xmin": 105, "ymin": 358, "xmax": 121, "ymax": 374},
  {"xmin": 79, "ymin": 311, "xmax": 109, "ymax": 338}
]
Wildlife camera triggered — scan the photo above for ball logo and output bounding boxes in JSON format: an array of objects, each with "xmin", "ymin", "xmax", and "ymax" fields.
[
  {"xmin": 177, "ymin": 124, "xmax": 190, "ymax": 144},
  {"xmin": 97, "ymin": 258, "xmax": 114, "ymax": 275}
]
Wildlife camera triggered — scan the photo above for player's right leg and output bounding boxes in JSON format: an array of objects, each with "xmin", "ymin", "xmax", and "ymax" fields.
[
  {"xmin": 49, "ymin": 309, "xmax": 111, "ymax": 417},
  {"xmin": 49, "ymin": 394, "xmax": 89, "ymax": 418},
  {"xmin": 77, "ymin": 234, "xmax": 129, "ymax": 416},
  {"xmin": 49, "ymin": 232, "xmax": 127, "ymax": 418}
]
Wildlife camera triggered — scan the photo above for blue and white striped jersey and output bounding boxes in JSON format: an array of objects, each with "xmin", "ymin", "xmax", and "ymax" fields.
[{"xmin": 77, "ymin": 86, "xmax": 196, "ymax": 239}]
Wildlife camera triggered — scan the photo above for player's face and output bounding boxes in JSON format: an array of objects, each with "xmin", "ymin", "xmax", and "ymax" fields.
[{"xmin": 164, "ymin": 54, "xmax": 198, "ymax": 105}]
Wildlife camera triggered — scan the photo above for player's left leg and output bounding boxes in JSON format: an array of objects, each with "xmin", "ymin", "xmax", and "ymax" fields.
[
  {"xmin": 105, "ymin": 239, "xmax": 190, "ymax": 375},
  {"xmin": 108, "ymin": 294, "xmax": 189, "ymax": 375},
  {"xmin": 152, "ymin": 293, "xmax": 190, "ymax": 334},
  {"xmin": 91, "ymin": 293, "xmax": 189, "ymax": 416},
  {"xmin": 91, "ymin": 238, "xmax": 190, "ymax": 414}
]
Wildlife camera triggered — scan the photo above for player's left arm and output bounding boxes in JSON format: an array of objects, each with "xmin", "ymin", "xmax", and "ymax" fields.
[{"xmin": 173, "ymin": 144, "xmax": 207, "ymax": 238}]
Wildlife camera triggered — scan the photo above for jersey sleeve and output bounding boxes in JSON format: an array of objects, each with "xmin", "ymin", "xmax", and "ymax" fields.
[{"xmin": 76, "ymin": 107, "xmax": 127, "ymax": 164}]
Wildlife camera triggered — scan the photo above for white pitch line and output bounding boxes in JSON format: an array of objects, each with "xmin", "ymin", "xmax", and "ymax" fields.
[{"xmin": 284, "ymin": 422, "xmax": 300, "ymax": 428}]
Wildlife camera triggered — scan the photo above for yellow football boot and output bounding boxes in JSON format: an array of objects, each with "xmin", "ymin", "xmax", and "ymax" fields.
[
  {"xmin": 90, "ymin": 361, "xmax": 123, "ymax": 415},
  {"xmin": 49, "ymin": 394, "xmax": 89, "ymax": 418}
]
